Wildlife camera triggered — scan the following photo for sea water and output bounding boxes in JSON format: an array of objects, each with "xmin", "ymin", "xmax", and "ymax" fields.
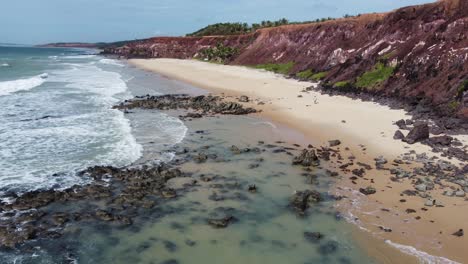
[{"xmin": 0, "ymin": 46, "xmax": 186, "ymax": 199}]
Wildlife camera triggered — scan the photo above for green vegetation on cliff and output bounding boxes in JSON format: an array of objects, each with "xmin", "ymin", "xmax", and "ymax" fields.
[
  {"xmin": 186, "ymin": 15, "xmax": 350, "ymax": 37},
  {"xmin": 333, "ymin": 81, "xmax": 351, "ymax": 88},
  {"xmin": 187, "ymin": 23, "xmax": 251, "ymax": 37},
  {"xmin": 296, "ymin": 69, "xmax": 314, "ymax": 79},
  {"xmin": 254, "ymin": 62, "xmax": 294, "ymax": 74},
  {"xmin": 197, "ymin": 43, "xmax": 239, "ymax": 63},
  {"xmin": 296, "ymin": 70, "xmax": 328, "ymax": 81},
  {"xmin": 356, "ymin": 62, "xmax": 395, "ymax": 89}
]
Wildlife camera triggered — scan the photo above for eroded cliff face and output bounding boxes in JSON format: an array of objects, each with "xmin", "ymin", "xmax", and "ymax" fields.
[{"xmin": 104, "ymin": 0, "xmax": 468, "ymax": 118}]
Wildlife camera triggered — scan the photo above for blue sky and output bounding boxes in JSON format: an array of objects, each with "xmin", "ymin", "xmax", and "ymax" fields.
[{"xmin": 1, "ymin": 0, "xmax": 432, "ymax": 44}]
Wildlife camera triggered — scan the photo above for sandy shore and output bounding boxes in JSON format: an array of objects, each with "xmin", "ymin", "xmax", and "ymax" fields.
[{"xmin": 130, "ymin": 58, "xmax": 467, "ymax": 263}]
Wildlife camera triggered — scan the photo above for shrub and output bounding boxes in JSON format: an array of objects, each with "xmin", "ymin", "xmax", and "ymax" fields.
[
  {"xmin": 333, "ymin": 81, "xmax": 351, "ymax": 88},
  {"xmin": 296, "ymin": 69, "xmax": 314, "ymax": 79},
  {"xmin": 198, "ymin": 43, "xmax": 239, "ymax": 63},
  {"xmin": 356, "ymin": 62, "xmax": 395, "ymax": 89},
  {"xmin": 310, "ymin": 71, "xmax": 328, "ymax": 81}
]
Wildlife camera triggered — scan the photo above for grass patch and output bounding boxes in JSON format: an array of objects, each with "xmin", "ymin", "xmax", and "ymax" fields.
[
  {"xmin": 255, "ymin": 62, "xmax": 295, "ymax": 75},
  {"xmin": 448, "ymin": 101, "xmax": 460, "ymax": 111},
  {"xmin": 356, "ymin": 62, "xmax": 395, "ymax": 89},
  {"xmin": 311, "ymin": 71, "xmax": 328, "ymax": 81},
  {"xmin": 296, "ymin": 69, "xmax": 314, "ymax": 79},
  {"xmin": 333, "ymin": 81, "xmax": 351, "ymax": 88}
]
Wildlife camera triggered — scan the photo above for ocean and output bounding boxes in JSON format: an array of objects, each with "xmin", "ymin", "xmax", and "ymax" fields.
[{"xmin": 0, "ymin": 46, "xmax": 186, "ymax": 199}]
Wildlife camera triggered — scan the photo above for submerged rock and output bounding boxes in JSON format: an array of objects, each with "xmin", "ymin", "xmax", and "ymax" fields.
[
  {"xmin": 318, "ymin": 240, "xmax": 339, "ymax": 255},
  {"xmin": 289, "ymin": 190, "xmax": 323, "ymax": 214},
  {"xmin": 292, "ymin": 149, "xmax": 320, "ymax": 167},
  {"xmin": 207, "ymin": 215, "xmax": 237, "ymax": 228},
  {"xmin": 304, "ymin": 232, "xmax": 324, "ymax": 243}
]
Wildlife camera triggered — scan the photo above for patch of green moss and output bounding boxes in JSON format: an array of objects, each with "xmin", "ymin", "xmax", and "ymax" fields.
[
  {"xmin": 255, "ymin": 62, "xmax": 295, "ymax": 75},
  {"xmin": 378, "ymin": 51, "xmax": 396, "ymax": 62},
  {"xmin": 333, "ymin": 81, "xmax": 350, "ymax": 88},
  {"xmin": 356, "ymin": 62, "xmax": 395, "ymax": 89},
  {"xmin": 310, "ymin": 71, "xmax": 328, "ymax": 81},
  {"xmin": 448, "ymin": 101, "xmax": 460, "ymax": 111},
  {"xmin": 296, "ymin": 69, "xmax": 314, "ymax": 79}
]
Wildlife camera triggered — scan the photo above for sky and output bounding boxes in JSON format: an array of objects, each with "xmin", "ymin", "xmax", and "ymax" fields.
[{"xmin": 1, "ymin": 0, "xmax": 433, "ymax": 45}]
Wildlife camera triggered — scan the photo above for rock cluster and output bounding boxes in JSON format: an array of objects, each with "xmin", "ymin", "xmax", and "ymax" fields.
[
  {"xmin": 114, "ymin": 94, "xmax": 257, "ymax": 117},
  {"xmin": 0, "ymin": 164, "xmax": 184, "ymax": 248}
]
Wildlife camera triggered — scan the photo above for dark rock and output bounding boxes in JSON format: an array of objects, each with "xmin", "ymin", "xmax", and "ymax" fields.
[
  {"xmin": 304, "ymin": 232, "xmax": 323, "ymax": 243},
  {"xmin": 318, "ymin": 241, "xmax": 339, "ymax": 255},
  {"xmin": 239, "ymin": 95, "xmax": 249, "ymax": 102},
  {"xmin": 163, "ymin": 240, "xmax": 178, "ymax": 252},
  {"xmin": 230, "ymin": 145, "xmax": 241, "ymax": 154},
  {"xmin": 328, "ymin": 140, "xmax": 341, "ymax": 147},
  {"xmin": 95, "ymin": 210, "xmax": 114, "ymax": 221},
  {"xmin": 194, "ymin": 153, "xmax": 208, "ymax": 163},
  {"xmin": 427, "ymin": 135, "xmax": 453, "ymax": 146},
  {"xmin": 403, "ymin": 123, "xmax": 429, "ymax": 144},
  {"xmin": 289, "ymin": 190, "xmax": 323, "ymax": 214},
  {"xmin": 452, "ymin": 229, "xmax": 464, "ymax": 237},
  {"xmin": 184, "ymin": 112, "xmax": 203, "ymax": 119},
  {"xmin": 185, "ymin": 239, "xmax": 197, "ymax": 247},
  {"xmin": 395, "ymin": 119, "xmax": 407, "ymax": 129},
  {"xmin": 247, "ymin": 185, "xmax": 257, "ymax": 193},
  {"xmin": 393, "ymin": 130, "xmax": 405, "ymax": 140},
  {"xmin": 292, "ymin": 149, "xmax": 320, "ymax": 167},
  {"xmin": 114, "ymin": 94, "xmax": 257, "ymax": 116},
  {"xmin": 207, "ymin": 215, "xmax": 237, "ymax": 228},
  {"xmin": 359, "ymin": 186, "xmax": 376, "ymax": 195}
]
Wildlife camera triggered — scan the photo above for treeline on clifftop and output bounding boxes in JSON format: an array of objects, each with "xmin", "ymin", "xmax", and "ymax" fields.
[{"xmin": 186, "ymin": 16, "xmax": 348, "ymax": 37}]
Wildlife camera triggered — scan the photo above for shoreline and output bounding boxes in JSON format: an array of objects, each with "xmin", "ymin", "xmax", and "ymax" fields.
[{"xmin": 129, "ymin": 58, "xmax": 468, "ymax": 263}]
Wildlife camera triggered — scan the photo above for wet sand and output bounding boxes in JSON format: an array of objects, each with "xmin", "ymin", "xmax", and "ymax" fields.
[{"xmin": 129, "ymin": 58, "xmax": 468, "ymax": 263}]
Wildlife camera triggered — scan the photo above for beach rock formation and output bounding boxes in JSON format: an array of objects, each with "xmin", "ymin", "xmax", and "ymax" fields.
[
  {"xmin": 114, "ymin": 94, "xmax": 257, "ymax": 116},
  {"xmin": 289, "ymin": 190, "xmax": 323, "ymax": 214},
  {"xmin": 403, "ymin": 123, "xmax": 430, "ymax": 144},
  {"xmin": 103, "ymin": 0, "xmax": 468, "ymax": 119}
]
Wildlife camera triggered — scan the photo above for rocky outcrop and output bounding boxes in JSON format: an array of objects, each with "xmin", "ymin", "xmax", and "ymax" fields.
[
  {"xmin": 103, "ymin": 0, "xmax": 468, "ymax": 118},
  {"xmin": 113, "ymin": 94, "xmax": 257, "ymax": 117}
]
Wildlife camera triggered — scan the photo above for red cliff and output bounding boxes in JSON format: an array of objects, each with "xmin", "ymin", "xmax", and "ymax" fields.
[{"xmin": 104, "ymin": 0, "xmax": 468, "ymax": 118}]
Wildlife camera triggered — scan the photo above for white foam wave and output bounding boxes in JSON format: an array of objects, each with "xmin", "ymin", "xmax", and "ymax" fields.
[
  {"xmin": 62, "ymin": 55, "xmax": 97, "ymax": 59},
  {"xmin": 0, "ymin": 63, "xmax": 9, "ymax": 67},
  {"xmin": 50, "ymin": 64, "xmax": 128, "ymax": 100},
  {"xmin": 0, "ymin": 60, "xmax": 142, "ymax": 197},
  {"xmin": 99, "ymin": 58, "xmax": 124, "ymax": 67},
  {"xmin": 0, "ymin": 73, "xmax": 47, "ymax": 96},
  {"xmin": 385, "ymin": 240, "xmax": 460, "ymax": 264}
]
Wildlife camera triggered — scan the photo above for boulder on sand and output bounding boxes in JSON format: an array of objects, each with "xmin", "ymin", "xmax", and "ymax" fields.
[{"xmin": 403, "ymin": 123, "xmax": 429, "ymax": 144}]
